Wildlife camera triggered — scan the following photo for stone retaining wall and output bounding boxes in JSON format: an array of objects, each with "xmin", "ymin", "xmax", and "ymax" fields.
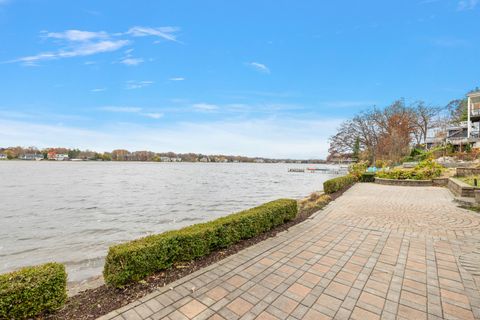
[
  {"xmin": 456, "ymin": 167, "xmax": 480, "ymax": 177},
  {"xmin": 374, "ymin": 177, "xmax": 433, "ymax": 186},
  {"xmin": 432, "ymin": 178, "xmax": 449, "ymax": 186},
  {"xmin": 447, "ymin": 177, "xmax": 476, "ymax": 197}
]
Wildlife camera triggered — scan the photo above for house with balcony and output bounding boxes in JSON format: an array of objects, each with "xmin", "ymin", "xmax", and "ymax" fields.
[
  {"xmin": 426, "ymin": 91, "xmax": 480, "ymax": 151},
  {"xmin": 466, "ymin": 91, "xmax": 480, "ymax": 143}
]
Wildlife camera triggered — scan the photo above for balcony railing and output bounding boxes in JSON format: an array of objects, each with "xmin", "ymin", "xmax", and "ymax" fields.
[{"xmin": 471, "ymin": 109, "xmax": 480, "ymax": 117}]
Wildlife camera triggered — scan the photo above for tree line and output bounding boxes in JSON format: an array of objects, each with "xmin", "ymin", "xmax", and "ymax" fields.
[{"xmin": 0, "ymin": 146, "xmax": 323, "ymax": 163}]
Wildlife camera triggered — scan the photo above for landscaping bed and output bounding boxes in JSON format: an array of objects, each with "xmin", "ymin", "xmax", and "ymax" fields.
[
  {"xmin": 458, "ymin": 175, "xmax": 480, "ymax": 187},
  {"xmin": 38, "ymin": 185, "xmax": 351, "ymax": 320}
]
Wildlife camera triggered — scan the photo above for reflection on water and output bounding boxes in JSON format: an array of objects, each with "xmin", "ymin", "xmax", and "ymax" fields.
[{"xmin": 0, "ymin": 161, "xmax": 339, "ymax": 282}]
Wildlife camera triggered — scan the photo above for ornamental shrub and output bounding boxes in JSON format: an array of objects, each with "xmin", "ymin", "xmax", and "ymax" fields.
[
  {"xmin": 0, "ymin": 263, "xmax": 67, "ymax": 319},
  {"xmin": 359, "ymin": 172, "xmax": 376, "ymax": 182},
  {"xmin": 323, "ymin": 175, "xmax": 356, "ymax": 194},
  {"xmin": 104, "ymin": 199, "xmax": 297, "ymax": 287},
  {"xmin": 376, "ymin": 159, "xmax": 443, "ymax": 180},
  {"xmin": 348, "ymin": 161, "xmax": 369, "ymax": 180},
  {"xmin": 298, "ymin": 193, "xmax": 331, "ymax": 215}
]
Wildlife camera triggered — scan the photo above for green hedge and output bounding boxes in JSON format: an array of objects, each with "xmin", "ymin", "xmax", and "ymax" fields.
[
  {"xmin": 104, "ymin": 199, "xmax": 298, "ymax": 287},
  {"xmin": 0, "ymin": 263, "xmax": 67, "ymax": 319},
  {"xmin": 359, "ymin": 172, "xmax": 376, "ymax": 182},
  {"xmin": 323, "ymin": 175, "xmax": 356, "ymax": 194}
]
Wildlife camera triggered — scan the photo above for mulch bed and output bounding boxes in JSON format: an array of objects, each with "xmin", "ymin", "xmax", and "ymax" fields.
[{"xmin": 39, "ymin": 186, "xmax": 352, "ymax": 320}]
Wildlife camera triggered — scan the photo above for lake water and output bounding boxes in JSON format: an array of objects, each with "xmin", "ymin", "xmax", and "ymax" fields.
[{"xmin": 0, "ymin": 161, "xmax": 340, "ymax": 283}]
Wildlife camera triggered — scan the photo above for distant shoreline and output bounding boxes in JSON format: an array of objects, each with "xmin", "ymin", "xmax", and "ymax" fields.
[{"xmin": 0, "ymin": 159, "xmax": 334, "ymax": 164}]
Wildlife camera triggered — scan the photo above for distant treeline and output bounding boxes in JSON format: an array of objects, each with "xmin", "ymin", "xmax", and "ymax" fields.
[{"xmin": 0, "ymin": 146, "xmax": 327, "ymax": 163}]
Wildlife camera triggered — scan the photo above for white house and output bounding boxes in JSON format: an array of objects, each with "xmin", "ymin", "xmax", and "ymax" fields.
[
  {"xmin": 20, "ymin": 153, "xmax": 44, "ymax": 161},
  {"xmin": 0, "ymin": 154, "xmax": 7, "ymax": 160},
  {"xmin": 55, "ymin": 154, "xmax": 69, "ymax": 161},
  {"xmin": 427, "ymin": 91, "xmax": 480, "ymax": 150},
  {"xmin": 466, "ymin": 91, "xmax": 480, "ymax": 144}
]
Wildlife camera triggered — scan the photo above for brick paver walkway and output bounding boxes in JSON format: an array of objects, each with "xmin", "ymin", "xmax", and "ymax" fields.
[{"xmin": 99, "ymin": 184, "xmax": 480, "ymax": 320}]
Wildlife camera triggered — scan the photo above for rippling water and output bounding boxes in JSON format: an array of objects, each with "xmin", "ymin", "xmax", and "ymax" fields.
[{"xmin": 0, "ymin": 161, "xmax": 340, "ymax": 282}]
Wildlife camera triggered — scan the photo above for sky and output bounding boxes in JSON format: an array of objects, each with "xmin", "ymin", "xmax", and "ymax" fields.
[{"xmin": 0, "ymin": 0, "xmax": 479, "ymax": 159}]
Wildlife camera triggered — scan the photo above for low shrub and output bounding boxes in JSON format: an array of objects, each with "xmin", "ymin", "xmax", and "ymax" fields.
[
  {"xmin": 298, "ymin": 193, "xmax": 331, "ymax": 215},
  {"xmin": 323, "ymin": 175, "xmax": 356, "ymax": 194},
  {"xmin": 376, "ymin": 159, "xmax": 443, "ymax": 180},
  {"xmin": 0, "ymin": 263, "xmax": 67, "ymax": 319},
  {"xmin": 104, "ymin": 199, "xmax": 297, "ymax": 287},
  {"xmin": 359, "ymin": 172, "xmax": 376, "ymax": 182},
  {"xmin": 348, "ymin": 161, "xmax": 368, "ymax": 180}
]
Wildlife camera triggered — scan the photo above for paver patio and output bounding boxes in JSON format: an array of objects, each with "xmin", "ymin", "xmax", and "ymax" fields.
[{"xmin": 98, "ymin": 184, "xmax": 480, "ymax": 320}]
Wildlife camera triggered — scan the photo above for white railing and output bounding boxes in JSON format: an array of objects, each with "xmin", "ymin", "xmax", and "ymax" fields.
[{"xmin": 471, "ymin": 109, "xmax": 480, "ymax": 117}]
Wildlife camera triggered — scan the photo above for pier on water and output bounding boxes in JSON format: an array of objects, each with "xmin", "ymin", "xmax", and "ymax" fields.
[{"xmin": 288, "ymin": 167, "xmax": 349, "ymax": 174}]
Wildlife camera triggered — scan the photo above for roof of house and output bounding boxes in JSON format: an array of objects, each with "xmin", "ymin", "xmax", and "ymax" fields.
[{"xmin": 468, "ymin": 91, "xmax": 480, "ymax": 98}]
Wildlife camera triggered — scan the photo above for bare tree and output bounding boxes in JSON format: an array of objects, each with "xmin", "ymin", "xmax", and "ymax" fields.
[{"xmin": 412, "ymin": 102, "xmax": 441, "ymax": 145}]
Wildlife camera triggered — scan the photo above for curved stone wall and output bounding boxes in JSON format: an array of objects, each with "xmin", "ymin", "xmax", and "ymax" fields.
[{"xmin": 374, "ymin": 177, "xmax": 433, "ymax": 186}]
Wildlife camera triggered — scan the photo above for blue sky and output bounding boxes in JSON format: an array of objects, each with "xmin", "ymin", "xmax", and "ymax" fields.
[{"xmin": 0, "ymin": 0, "xmax": 478, "ymax": 158}]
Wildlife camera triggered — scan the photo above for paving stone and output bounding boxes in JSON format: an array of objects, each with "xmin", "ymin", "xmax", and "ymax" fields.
[
  {"xmin": 226, "ymin": 297, "xmax": 253, "ymax": 317},
  {"xmin": 107, "ymin": 184, "xmax": 480, "ymax": 320},
  {"xmin": 179, "ymin": 299, "xmax": 207, "ymax": 319}
]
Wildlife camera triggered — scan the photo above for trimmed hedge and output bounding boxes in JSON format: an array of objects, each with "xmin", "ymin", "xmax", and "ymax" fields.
[
  {"xmin": 360, "ymin": 172, "xmax": 376, "ymax": 182},
  {"xmin": 0, "ymin": 263, "xmax": 67, "ymax": 319},
  {"xmin": 323, "ymin": 175, "xmax": 356, "ymax": 194},
  {"xmin": 104, "ymin": 199, "xmax": 298, "ymax": 287}
]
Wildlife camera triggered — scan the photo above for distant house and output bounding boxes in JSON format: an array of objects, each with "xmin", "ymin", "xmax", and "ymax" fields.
[
  {"xmin": 0, "ymin": 154, "xmax": 7, "ymax": 160},
  {"xmin": 199, "ymin": 157, "xmax": 209, "ymax": 162},
  {"xmin": 442, "ymin": 91, "xmax": 480, "ymax": 151},
  {"xmin": 254, "ymin": 158, "xmax": 265, "ymax": 163},
  {"xmin": 171, "ymin": 157, "xmax": 182, "ymax": 162},
  {"xmin": 20, "ymin": 153, "xmax": 44, "ymax": 161},
  {"xmin": 55, "ymin": 154, "xmax": 69, "ymax": 161},
  {"xmin": 160, "ymin": 156, "xmax": 171, "ymax": 162},
  {"xmin": 48, "ymin": 151, "xmax": 69, "ymax": 161}
]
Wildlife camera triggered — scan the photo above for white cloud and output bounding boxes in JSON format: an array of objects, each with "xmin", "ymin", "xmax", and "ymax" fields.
[
  {"xmin": 0, "ymin": 117, "xmax": 342, "ymax": 158},
  {"xmin": 319, "ymin": 100, "xmax": 376, "ymax": 108},
  {"xmin": 192, "ymin": 103, "xmax": 219, "ymax": 111},
  {"xmin": 14, "ymin": 40, "xmax": 130, "ymax": 65},
  {"xmin": 9, "ymin": 25, "xmax": 180, "ymax": 65},
  {"xmin": 125, "ymin": 80, "xmax": 154, "ymax": 90},
  {"xmin": 100, "ymin": 106, "xmax": 142, "ymax": 113},
  {"xmin": 120, "ymin": 57, "xmax": 144, "ymax": 66},
  {"xmin": 141, "ymin": 112, "xmax": 163, "ymax": 119},
  {"xmin": 100, "ymin": 106, "xmax": 162, "ymax": 120},
  {"xmin": 44, "ymin": 30, "xmax": 108, "ymax": 42},
  {"xmin": 90, "ymin": 88, "xmax": 106, "ymax": 92},
  {"xmin": 126, "ymin": 26, "xmax": 180, "ymax": 42},
  {"xmin": 169, "ymin": 77, "xmax": 185, "ymax": 81},
  {"xmin": 458, "ymin": 0, "xmax": 478, "ymax": 10},
  {"xmin": 247, "ymin": 62, "xmax": 270, "ymax": 74}
]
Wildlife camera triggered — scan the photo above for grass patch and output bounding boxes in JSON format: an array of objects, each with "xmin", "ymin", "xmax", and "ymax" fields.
[{"xmin": 458, "ymin": 175, "xmax": 480, "ymax": 187}]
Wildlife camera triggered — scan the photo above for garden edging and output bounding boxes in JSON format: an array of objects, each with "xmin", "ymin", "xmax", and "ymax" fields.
[{"xmin": 374, "ymin": 177, "xmax": 433, "ymax": 186}]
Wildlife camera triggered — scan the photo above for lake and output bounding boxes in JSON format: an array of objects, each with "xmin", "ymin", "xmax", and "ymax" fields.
[{"xmin": 0, "ymin": 161, "xmax": 340, "ymax": 283}]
